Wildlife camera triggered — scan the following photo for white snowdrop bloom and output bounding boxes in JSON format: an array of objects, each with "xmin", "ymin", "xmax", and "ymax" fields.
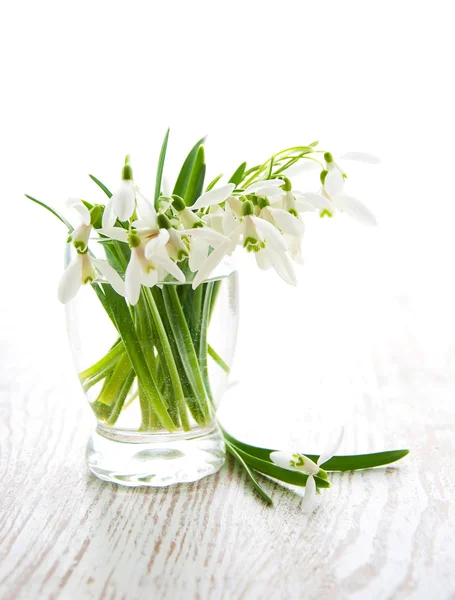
[
  {"xmin": 315, "ymin": 152, "xmax": 378, "ymax": 225},
  {"xmin": 192, "ymin": 195, "xmax": 299, "ymax": 288},
  {"xmin": 101, "ymin": 193, "xmax": 185, "ymax": 305},
  {"xmin": 180, "ymin": 227, "xmax": 230, "ymax": 273},
  {"xmin": 67, "ymin": 198, "xmax": 92, "ymax": 252},
  {"xmin": 102, "ymin": 156, "xmax": 136, "ymax": 229},
  {"xmin": 57, "ymin": 198, "xmax": 126, "ymax": 303},
  {"xmin": 270, "ymin": 428, "xmax": 344, "ymax": 514},
  {"xmin": 58, "ymin": 252, "xmax": 125, "ymax": 304},
  {"xmin": 125, "ymin": 232, "xmax": 185, "ymax": 306}
]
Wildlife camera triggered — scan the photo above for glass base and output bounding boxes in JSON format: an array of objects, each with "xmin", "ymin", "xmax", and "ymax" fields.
[{"xmin": 86, "ymin": 424, "xmax": 225, "ymax": 487}]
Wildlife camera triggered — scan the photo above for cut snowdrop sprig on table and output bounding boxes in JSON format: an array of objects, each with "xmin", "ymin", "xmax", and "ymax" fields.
[
  {"xmin": 270, "ymin": 428, "xmax": 345, "ymax": 513},
  {"xmin": 26, "ymin": 130, "xmax": 408, "ymax": 510}
]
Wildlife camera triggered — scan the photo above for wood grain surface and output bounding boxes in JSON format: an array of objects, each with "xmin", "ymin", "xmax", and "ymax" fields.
[{"xmin": 1, "ymin": 291, "xmax": 454, "ymax": 600}]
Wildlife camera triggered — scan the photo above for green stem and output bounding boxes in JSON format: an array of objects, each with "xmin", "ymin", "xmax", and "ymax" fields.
[
  {"xmin": 208, "ymin": 345, "xmax": 230, "ymax": 373},
  {"xmin": 101, "ymin": 284, "xmax": 177, "ymax": 432},
  {"xmin": 97, "ymin": 353, "xmax": 133, "ymax": 407},
  {"xmin": 162, "ymin": 285, "xmax": 212, "ymax": 422},
  {"xmin": 144, "ymin": 289, "xmax": 190, "ymax": 431}
]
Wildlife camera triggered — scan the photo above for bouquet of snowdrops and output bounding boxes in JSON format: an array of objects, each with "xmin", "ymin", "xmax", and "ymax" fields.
[{"xmin": 27, "ymin": 131, "xmax": 407, "ymax": 510}]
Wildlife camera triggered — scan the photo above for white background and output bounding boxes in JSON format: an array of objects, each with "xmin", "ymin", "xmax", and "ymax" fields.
[{"xmin": 1, "ymin": 0, "xmax": 454, "ymax": 447}]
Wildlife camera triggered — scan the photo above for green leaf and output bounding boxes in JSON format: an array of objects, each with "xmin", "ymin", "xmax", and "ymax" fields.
[
  {"xmin": 225, "ymin": 440, "xmax": 274, "ymax": 505},
  {"xmin": 173, "ymin": 135, "xmax": 207, "ymax": 198},
  {"xmin": 155, "ymin": 128, "xmax": 170, "ymax": 209},
  {"xmin": 228, "ymin": 162, "xmax": 247, "ymax": 186},
  {"xmin": 184, "ymin": 145, "xmax": 206, "ymax": 206},
  {"xmin": 89, "ymin": 174, "xmax": 113, "ymax": 198},
  {"xmin": 24, "ymin": 194, "xmax": 73, "ymax": 231},
  {"xmin": 205, "ymin": 173, "xmax": 223, "ymax": 192},
  {"xmin": 221, "ymin": 428, "xmax": 409, "ymax": 472}
]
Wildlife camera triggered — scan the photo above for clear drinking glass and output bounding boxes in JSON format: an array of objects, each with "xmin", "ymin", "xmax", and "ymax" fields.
[{"xmin": 65, "ymin": 248, "xmax": 239, "ymax": 487}]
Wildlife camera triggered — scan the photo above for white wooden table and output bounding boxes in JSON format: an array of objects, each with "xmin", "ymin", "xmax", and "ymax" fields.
[{"xmin": 1, "ymin": 284, "xmax": 454, "ymax": 600}]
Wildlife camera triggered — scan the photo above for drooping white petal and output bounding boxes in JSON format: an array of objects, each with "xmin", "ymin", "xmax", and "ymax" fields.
[
  {"xmin": 180, "ymin": 208, "xmax": 201, "ymax": 229},
  {"xmin": 333, "ymin": 195, "xmax": 377, "ymax": 225},
  {"xmin": 317, "ymin": 427, "xmax": 345, "ymax": 467},
  {"xmin": 102, "ymin": 199, "xmax": 117, "ymax": 229},
  {"xmin": 250, "ymin": 216, "xmax": 287, "ymax": 253},
  {"xmin": 269, "ymin": 208, "xmax": 305, "ymax": 237},
  {"xmin": 191, "ymin": 184, "xmax": 235, "ymax": 210},
  {"xmin": 222, "ymin": 206, "xmax": 238, "ymax": 236},
  {"xmin": 91, "ymin": 258, "xmax": 125, "ymax": 297},
  {"xmin": 324, "ymin": 169, "xmax": 344, "ymax": 197},
  {"xmin": 57, "ymin": 256, "xmax": 83, "ymax": 303},
  {"xmin": 340, "ymin": 151, "xmax": 380, "ymax": 164},
  {"xmin": 125, "ymin": 250, "xmax": 142, "ymax": 306},
  {"xmin": 153, "ymin": 254, "xmax": 186, "ymax": 283},
  {"xmin": 67, "ymin": 198, "xmax": 91, "ymax": 225},
  {"xmin": 112, "ymin": 180, "xmax": 135, "ymax": 221},
  {"xmin": 295, "ymin": 192, "xmax": 333, "ymax": 212},
  {"xmin": 189, "ymin": 237, "xmax": 209, "ymax": 272},
  {"xmin": 192, "ymin": 240, "xmax": 231, "ymax": 289},
  {"xmin": 244, "ymin": 179, "xmax": 284, "ymax": 194},
  {"xmin": 180, "ymin": 227, "xmax": 228, "ymax": 246},
  {"xmin": 265, "ymin": 246, "xmax": 297, "ymax": 286},
  {"xmin": 98, "ymin": 226, "xmax": 129, "ymax": 243},
  {"xmin": 135, "ymin": 189, "xmax": 157, "ymax": 226},
  {"xmin": 144, "ymin": 229, "xmax": 170, "ymax": 259},
  {"xmin": 140, "ymin": 265, "xmax": 159, "ymax": 288},
  {"xmin": 285, "ymin": 234, "xmax": 304, "ymax": 265},
  {"xmin": 255, "ymin": 249, "xmax": 271, "ymax": 270},
  {"xmin": 300, "ymin": 474, "xmax": 317, "ymax": 514}
]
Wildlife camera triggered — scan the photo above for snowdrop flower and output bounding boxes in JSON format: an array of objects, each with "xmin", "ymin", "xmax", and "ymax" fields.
[
  {"xmin": 101, "ymin": 194, "xmax": 185, "ymax": 305},
  {"xmin": 58, "ymin": 199, "xmax": 125, "ymax": 304},
  {"xmin": 318, "ymin": 153, "xmax": 377, "ymax": 225},
  {"xmin": 270, "ymin": 428, "xmax": 344, "ymax": 513},
  {"xmin": 172, "ymin": 188, "xmax": 234, "ymax": 275},
  {"xmin": 67, "ymin": 198, "xmax": 93, "ymax": 252},
  {"xmin": 102, "ymin": 155, "xmax": 136, "ymax": 229},
  {"xmin": 58, "ymin": 252, "xmax": 125, "ymax": 304}
]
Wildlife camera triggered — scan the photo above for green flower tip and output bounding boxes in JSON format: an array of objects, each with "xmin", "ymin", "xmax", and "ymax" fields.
[
  {"xmin": 122, "ymin": 155, "xmax": 133, "ymax": 181},
  {"xmin": 257, "ymin": 196, "xmax": 270, "ymax": 209},
  {"xmin": 157, "ymin": 214, "xmax": 172, "ymax": 230},
  {"xmin": 324, "ymin": 152, "xmax": 333, "ymax": 164},
  {"xmin": 127, "ymin": 230, "xmax": 141, "ymax": 248},
  {"xmin": 74, "ymin": 240, "xmax": 86, "ymax": 252},
  {"xmin": 89, "ymin": 205, "xmax": 102, "ymax": 225},
  {"xmin": 320, "ymin": 169, "xmax": 328, "ymax": 185},
  {"xmin": 172, "ymin": 195, "xmax": 186, "ymax": 212},
  {"xmin": 280, "ymin": 176, "xmax": 292, "ymax": 192},
  {"xmin": 241, "ymin": 199, "xmax": 254, "ymax": 216}
]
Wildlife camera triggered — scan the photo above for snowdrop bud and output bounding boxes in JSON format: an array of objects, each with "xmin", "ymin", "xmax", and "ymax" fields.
[
  {"xmin": 122, "ymin": 155, "xmax": 133, "ymax": 181},
  {"xmin": 127, "ymin": 230, "xmax": 141, "ymax": 248},
  {"xmin": 241, "ymin": 200, "xmax": 254, "ymax": 216},
  {"xmin": 89, "ymin": 205, "xmax": 102, "ymax": 225},
  {"xmin": 280, "ymin": 177, "xmax": 292, "ymax": 192},
  {"xmin": 257, "ymin": 196, "xmax": 270, "ymax": 209},
  {"xmin": 172, "ymin": 195, "xmax": 186, "ymax": 211},
  {"xmin": 320, "ymin": 170, "xmax": 328, "ymax": 185},
  {"xmin": 157, "ymin": 214, "xmax": 172, "ymax": 229},
  {"xmin": 324, "ymin": 152, "xmax": 333, "ymax": 164}
]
